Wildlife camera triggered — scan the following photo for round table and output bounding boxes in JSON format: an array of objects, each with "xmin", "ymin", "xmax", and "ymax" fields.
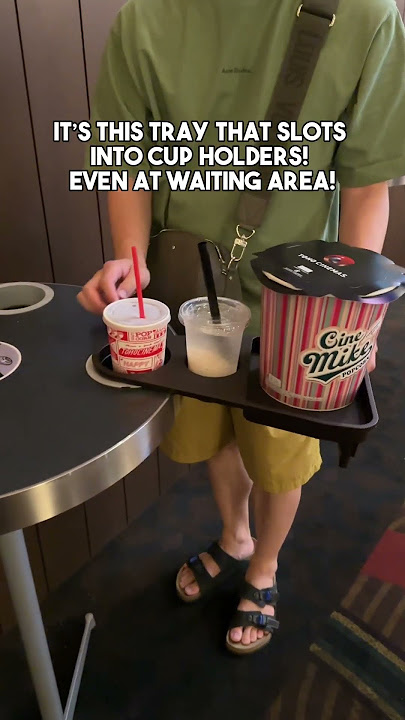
[{"xmin": 0, "ymin": 283, "xmax": 174, "ymax": 720}]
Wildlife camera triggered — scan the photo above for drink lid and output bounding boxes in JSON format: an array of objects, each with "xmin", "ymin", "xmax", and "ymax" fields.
[
  {"xmin": 178, "ymin": 297, "xmax": 251, "ymax": 331},
  {"xmin": 251, "ymin": 240, "xmax": 405, "ymax": 302},
  {"xmin": 103, "ymin": 298, "xmax": 170, "ymax": 330}
]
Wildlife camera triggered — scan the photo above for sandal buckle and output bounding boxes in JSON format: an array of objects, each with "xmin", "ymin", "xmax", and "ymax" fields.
[
  {"xmin": 263, "ymin": 589, "xmax": 274, "ymax": 603},
  {"xmin": 257, "ymin": 613, "xmax": 267, "ymax": 628}
]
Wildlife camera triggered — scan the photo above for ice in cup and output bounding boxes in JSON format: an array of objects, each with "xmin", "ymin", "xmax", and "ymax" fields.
[
  {"xmin": 252, "ymin": 240, "xmax": 405, "ymax": 411},
  {"xmin": 103, "ymin": 297, "xmax": 171, "ymax": 374},
  {"xmin": 179, "ymin": 297, "xmax": 251, "ymax": 377}
]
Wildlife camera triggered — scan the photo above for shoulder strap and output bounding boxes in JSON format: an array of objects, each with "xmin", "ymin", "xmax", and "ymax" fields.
[{"xmin": 237, "ymin": 0, "xmax": 340, "ymax": 232}]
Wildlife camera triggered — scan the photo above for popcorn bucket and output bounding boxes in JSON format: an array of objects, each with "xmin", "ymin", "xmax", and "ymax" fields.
[
  {"xmin": 252, "ymin": 240, "xmax": 405, "ymax": 411},
  {"xmin": 260, "ymin": 290, "xmax": 387, "ymax": 410}
]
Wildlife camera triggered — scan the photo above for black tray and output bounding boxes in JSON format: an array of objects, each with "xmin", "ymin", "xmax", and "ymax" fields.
[{"xmin": 92, "ymin": 335, "xmax": 379, "ymax": 468}]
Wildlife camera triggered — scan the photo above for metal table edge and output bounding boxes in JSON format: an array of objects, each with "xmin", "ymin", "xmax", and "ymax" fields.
[{"xmin": 0, "ymin": 395, "xmax": 174, "ymax": 534}]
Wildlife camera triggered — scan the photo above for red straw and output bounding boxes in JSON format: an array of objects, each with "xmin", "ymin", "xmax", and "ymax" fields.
[{"xmin": 131, "ymin": 246, "xmax": 145, "ymax": 319}]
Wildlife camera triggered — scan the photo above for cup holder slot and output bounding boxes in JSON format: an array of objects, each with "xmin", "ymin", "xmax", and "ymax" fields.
[
  {"xmin": 0, "ymin": 283, "xmax": 54, "ymax": 315},
  {"xmin": 96, "ymin": 345, "xmax": 171, "ymax": 383}
]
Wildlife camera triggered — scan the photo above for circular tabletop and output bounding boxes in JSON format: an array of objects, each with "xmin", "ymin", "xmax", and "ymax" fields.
[{"xmin": 0, "ymin": 284, "xmax": 174, "ymax": 534}]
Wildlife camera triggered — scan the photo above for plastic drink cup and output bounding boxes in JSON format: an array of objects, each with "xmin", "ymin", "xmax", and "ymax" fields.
[
  {"xmin": 103, "ymin": 298, "xmax": 171, "ymax": 374},
  {"xmin": 179, "ymin": 297, "xmax": 251, "ymax": 377}
]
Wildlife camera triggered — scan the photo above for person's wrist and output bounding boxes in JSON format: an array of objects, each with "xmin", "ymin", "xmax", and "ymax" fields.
[
  {"xmin": 115, "ymin": 246, "xmax": 148, "ymax": 267},
  {"xmin": 138, "ymin": 252, "xmax": 148, "ymax": 270}
]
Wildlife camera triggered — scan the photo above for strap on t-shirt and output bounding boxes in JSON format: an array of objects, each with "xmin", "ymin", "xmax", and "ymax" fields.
[{"xmin": 237, "ymin": 0, "xmax": 340, "ymax": 232}]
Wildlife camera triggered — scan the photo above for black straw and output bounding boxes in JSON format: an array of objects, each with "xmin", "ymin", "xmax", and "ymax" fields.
[{"xmin": 198, "ymin": 242, "xmax": 221, "ymax": 323}]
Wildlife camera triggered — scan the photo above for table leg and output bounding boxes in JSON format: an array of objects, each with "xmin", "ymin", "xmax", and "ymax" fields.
[
  {"xmin": 0, "ymin": 529, "xmax": 96, "ymax": 720},
  {"xmin": 64, "ymin": 613, "xmax": 95, "ymax": 720},
  {"xmin": 0, "ymin": 529, "xmax": 64, "ymax": 720}
]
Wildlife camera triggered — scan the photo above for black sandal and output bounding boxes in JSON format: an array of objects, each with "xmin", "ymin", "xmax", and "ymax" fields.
[
  {"xmin": 176, "ymin": 540, "xmax": 254, "ymax": 603},
  {"xmin": 226, "ymin": 579, "xmax": 279, "ymax": 654}
]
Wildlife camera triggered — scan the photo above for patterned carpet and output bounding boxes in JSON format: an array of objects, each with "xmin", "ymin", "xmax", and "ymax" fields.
[{"xmin": 268, "ymin": 505, "xmax": 405, "ymax": 719}]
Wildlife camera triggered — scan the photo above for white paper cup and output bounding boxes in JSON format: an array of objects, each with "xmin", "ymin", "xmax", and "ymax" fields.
[
  {"xmin": 179, "ymin": 297, "xmax": 251, "ymax": 377},
  {"xmin": 103, "ymin": 298, "xmax": 171, "ymax": 375}
]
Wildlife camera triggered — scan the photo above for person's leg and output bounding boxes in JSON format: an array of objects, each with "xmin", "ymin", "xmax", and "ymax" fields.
[
  {"xmin": 229, "ymin": 486, "xmax": 301, "ymax": 644},
  {"xmin": 228, "ymin": 410, "xmax": 322, "ymax": 647},
  {"xmin": 160, "ymin": 397, "xmax": 254, "ymax": 597},
  {"xmin": 179, "ymin": 441, "xmax": 255, "ymax": 597}
]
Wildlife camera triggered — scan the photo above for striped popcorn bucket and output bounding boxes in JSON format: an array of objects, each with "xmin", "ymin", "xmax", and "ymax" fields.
[{"xmin": 260, "ymin": 288, "xmax": 388, "ymax": 411}]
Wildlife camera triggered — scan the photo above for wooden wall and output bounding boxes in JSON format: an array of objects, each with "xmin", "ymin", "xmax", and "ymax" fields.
[
  {"xmin": 1, "ymin": 0, "xmax": 405, "ymax": 633},
  {"xmin": 0, "ymin": 0, "xmax": 190, "ymax": 634}
]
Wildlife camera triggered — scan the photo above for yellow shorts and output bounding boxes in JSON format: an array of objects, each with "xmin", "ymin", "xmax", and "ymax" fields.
[{"xmin": 160, "ymin": 397, "xmax": 322, "ymax": 494}]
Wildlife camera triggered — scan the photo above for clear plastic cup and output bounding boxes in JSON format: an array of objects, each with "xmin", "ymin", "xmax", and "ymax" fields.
[
  {"xmin": 179, "ymin": 297, "xmax": 251, "ymax": 377},
  {"xmin": 103, "ymin": 297, "xmax": 171, "ymax": 374}
]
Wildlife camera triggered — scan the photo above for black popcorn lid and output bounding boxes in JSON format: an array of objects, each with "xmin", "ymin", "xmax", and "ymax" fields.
[{"xmin": 251, "ymin": 240, "xmax": 405, "ymax": 303}]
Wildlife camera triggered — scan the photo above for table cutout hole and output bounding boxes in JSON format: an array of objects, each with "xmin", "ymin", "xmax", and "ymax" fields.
[{"xmin": 0, "ymin": 283, "xmax": 54, "ymax": 315}]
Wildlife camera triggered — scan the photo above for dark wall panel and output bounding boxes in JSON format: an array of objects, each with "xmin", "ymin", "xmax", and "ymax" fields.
[
  {"xmin": 38, "ymin": 506, "xmax": 90, "ymax": 592},
  {"xmin": 85, "ymin": 481, "xmax": 127, "ymax": 556},
  {"xmin": 125, "ymin": 451, "xmax": 160, "ymax": 523},
  {"xmin": 0, "ymin": 1, "xmax": 52, "ymax": 283},
  {"xmin": 80, "ymin": 0, "xmax": 125, "ymax": 94},
  {"xmin": 80, "ymin": 0, "xmax": 127, "ymax": 261},
  {"xmin": 16, "ymin": 0, "xmax": 103, "ymax": 286}
]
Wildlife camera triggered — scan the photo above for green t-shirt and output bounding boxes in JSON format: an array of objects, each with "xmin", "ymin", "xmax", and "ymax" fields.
[{"xmin": 89, "ymin": 0, "xmax": 405, "ymax": 333}]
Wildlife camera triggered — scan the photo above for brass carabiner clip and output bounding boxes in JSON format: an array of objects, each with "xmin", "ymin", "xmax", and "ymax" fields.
[{"xmin": 226, "ymin": 225, "xmax": 256, "ymax": 273}]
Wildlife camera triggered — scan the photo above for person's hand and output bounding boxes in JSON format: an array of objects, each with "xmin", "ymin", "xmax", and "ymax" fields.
[
  {"xmin": 367, "ymin": 340, "xmax": 378, "ymax": 373},
  {"xmin": 77, "ymin": 258, "xmax": 150, "ymax": 315}
]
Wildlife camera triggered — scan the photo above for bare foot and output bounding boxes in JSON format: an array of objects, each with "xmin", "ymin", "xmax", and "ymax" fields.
[
  {"xmin": 229, "ymin": 568, "xmax": 277, "ymax": 646},
  {"xmin": 178, "ymin": 535, "xmax": 255, "ymax": 597}
]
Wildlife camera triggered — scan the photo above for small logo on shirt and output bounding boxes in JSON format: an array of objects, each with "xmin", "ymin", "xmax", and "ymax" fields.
[{"xmin": 222, "ymin": 67, "xmax": 252, "ymax": 74}]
